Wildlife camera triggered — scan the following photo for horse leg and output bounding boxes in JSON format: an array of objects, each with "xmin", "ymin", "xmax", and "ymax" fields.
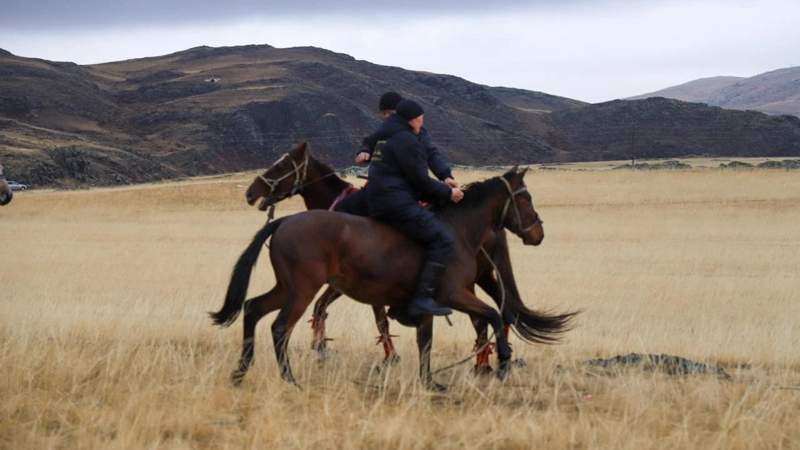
[
  {"xmin": 443, "ymin": 289, "xmax": 513, "ymax": 381},
  {"xmin": 310, "ymin": 286, "xmax": 341, "ymax": 356},
  {"xmin": 271, "ymin": 277, "xmax": 324, "ymax": 385},
  {"xmin": 415, "ymin": 315, "xmax": 445, "ymax": 391},
  {"xmin": 471, "ymin": 315, "xmax": 494, "ymax": 375},
  {"xmin": 231, "ymin": 287, "xmax": 287, "ymax": 385},
  {"xmin": 475, "ymin": 249, "xmax": 520, "ymax": 366},
  {"xmin": 374, "ymin": 306, "xmax": 400, "ymax": 365}
]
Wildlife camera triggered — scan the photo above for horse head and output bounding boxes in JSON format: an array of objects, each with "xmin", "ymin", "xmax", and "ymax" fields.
[
  {"xmin": 500, "ymin": 166, "xmax": 543, "ymax": 246},
  {"xmin": 245, "ymin": 142, "xmax": 310, "ymax": 211}
]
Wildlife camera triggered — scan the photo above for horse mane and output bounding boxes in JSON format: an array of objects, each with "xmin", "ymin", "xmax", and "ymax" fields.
[
  {"xmin": 432, "ymin": 174, "xmax": 509, "ymax": 215},
  {"xmin": 307, "ymin": 153, "xmax": 351, "ymax": 192}
]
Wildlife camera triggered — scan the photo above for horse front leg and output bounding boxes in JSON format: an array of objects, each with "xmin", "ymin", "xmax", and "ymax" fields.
[
  {"xmin": 310, "ymin": 286, "xmax": 341, "ymax": 357},
  {"xmin": 415, "ymin": 315, "xmax": 446, "ymax": 391},
  {"xmin": 470, "ymin": 315, "xmax": 494, "ymax": 375},
  {"xmin": 373, "ymin": 306, "xmax": 400, "ymax": 365},
  {"xmin": 443, "ymin": 288, "xmax": 513, "ymax": 381}
]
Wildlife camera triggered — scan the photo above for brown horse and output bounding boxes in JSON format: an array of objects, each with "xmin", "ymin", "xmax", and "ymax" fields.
[
  {"xmin": 213, "ymin": 167, "xmax": 575, "ymax": 389},
  {"xmin": 243, "ymin": 143, "xmax": 571, "ymax": 371},
  {"xmin": 0, "ymin": 164, "xmax": 12, "ymax": 206}
]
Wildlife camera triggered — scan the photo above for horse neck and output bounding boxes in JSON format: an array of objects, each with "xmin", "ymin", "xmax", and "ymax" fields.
[
  {"xmin": 447, "ymin": 181, "xmax": 510, "ymax": 253},
  {"xmin": 299, "ymin": 157, "xmax": 351, "ymax": 210}
]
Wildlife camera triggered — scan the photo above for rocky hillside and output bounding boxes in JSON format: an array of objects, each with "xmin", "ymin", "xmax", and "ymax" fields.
[
  {"xmin": 549, "ymin": 98, "xmax": 800, "ymax": 161},
  {"xmin": 2, "ymin": 45, "xmax": 800, "ymax": 187},
  {"xmin": 632, "ymin": 67, "xmax": 800, "ymax": 117}
]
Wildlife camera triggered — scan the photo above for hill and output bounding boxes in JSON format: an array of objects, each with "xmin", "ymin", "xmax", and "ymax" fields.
[
  {"xmin": 549, "ymin": 98, "xmax": 800, "ymax": 160},
  {"xmin": 630, "ymin": 76, "xmax": 743, "ymax": 103},
  {"xmin": 632, "ymin": 67, "xmax": 800, "ymax": 117},
  {"xmin": 2, "ymin": 45, "xmax": 800, "ymax": 187}
]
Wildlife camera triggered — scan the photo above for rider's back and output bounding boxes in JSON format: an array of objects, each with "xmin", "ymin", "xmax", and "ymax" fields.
[{"xmin": 367, "ymin": 117, "xmax": 451, "ymax": 215}]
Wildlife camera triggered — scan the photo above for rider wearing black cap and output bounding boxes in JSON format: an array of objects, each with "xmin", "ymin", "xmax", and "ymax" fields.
[
  {"xmin": 367, "ymin": 99, "xmax": 464, "ymax": 318},
  {"xmin": 337, "ymin": 92, "xmax": 457, "ymax": 217}
]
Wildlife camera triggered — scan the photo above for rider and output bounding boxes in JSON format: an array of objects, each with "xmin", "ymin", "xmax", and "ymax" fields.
[
  {"xmin": 367, "ymin": 99, "xmax": 464, "ymax": 318},
  {"xmin": 336, "ymin": 92, "xmax": 458, "ymax": 216}
]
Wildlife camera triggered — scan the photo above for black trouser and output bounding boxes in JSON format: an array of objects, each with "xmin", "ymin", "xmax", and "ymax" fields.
[
  {"xmin": 334, "ymin": 189, "xmax": 370, "ymax": 216},
  {"xmin": 374, "ymin": 204, "xmax": 455, "ymax": 265}
]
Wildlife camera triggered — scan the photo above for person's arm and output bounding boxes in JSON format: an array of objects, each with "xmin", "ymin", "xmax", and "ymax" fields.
[
  {"xmin": 394, "ymin": 134, "xmax": 452, "ymax": 203},
  {"xmin": 360, "ymin": 131, "xmax": 382, "ymax": 155},
  {"xmin": 420, "ymin": 130, "xmax": 454, "ymax": 181}
]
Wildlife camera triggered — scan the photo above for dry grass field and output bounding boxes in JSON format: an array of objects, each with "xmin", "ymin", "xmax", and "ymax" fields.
[{"xmin": 1, "ymin": 165, "xmax": 799, "ymax": 449}]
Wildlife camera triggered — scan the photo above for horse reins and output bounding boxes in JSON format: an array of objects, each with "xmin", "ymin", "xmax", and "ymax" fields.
[
  {"xmin": 258, "ymin": 151, "xmax": 310, "ymax": 202},
  {"xmin": 256, "ymin": 152, "xmax": 349, "ymax": 247},
  {"xmin": 498, "ymin": 176, "xmax": 542, "ymax": 234},
  {"xmin": 257, "ymin": 152, "xmax": 347, "ymax": 204}
]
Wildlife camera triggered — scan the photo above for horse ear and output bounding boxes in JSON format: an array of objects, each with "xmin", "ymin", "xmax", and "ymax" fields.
[{"xmin": 293, "ymin": 141, "xmax": 309, "ymax": 156}]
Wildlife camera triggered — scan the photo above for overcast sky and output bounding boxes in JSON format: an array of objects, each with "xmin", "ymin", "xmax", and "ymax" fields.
[{"xmin": 1, "ymin": 0, "xmax": 798, "ymax": 102}]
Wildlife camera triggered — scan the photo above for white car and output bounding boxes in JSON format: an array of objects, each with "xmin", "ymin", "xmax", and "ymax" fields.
[{"xmin": 7, "ymin": 181, "xmax": 28, "ymax": 191}]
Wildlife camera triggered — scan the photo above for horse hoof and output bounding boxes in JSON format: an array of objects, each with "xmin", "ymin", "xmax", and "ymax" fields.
[
  {"xmin": 424, "ymin": 381, "xmax": 448, "ymax": 393},
  {"xmin": 473, "ymin": 364, "xmax": 494, "ymax": 376},
  {"xmin": 496, "ymin": 360, "xmax": 512, "ymax": 381},
  {"xmin": 383, "ymin": 353, "xmax": 401, "ymax": 366},
  {"xmin": 230, "ymin": 370, "xmax": 246, "ymax": 386},
  {"xmin": 311, "ymin": 343, "xmax": 327, "ymax": 353},
  {"xmin": 511, "ymin": 358, "xmax": 527, "ymax": 368},
  {"xmin": 315, "ymin": 349, "xmax": 332, "ymax": 363}
]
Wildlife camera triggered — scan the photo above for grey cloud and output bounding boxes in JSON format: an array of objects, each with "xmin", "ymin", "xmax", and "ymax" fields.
[{"xmin": 1, "ymin": 0, "xmax": 640, "ymax": 29}]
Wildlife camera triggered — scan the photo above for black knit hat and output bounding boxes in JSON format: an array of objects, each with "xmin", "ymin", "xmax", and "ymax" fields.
[
  {"xmin": 395, "ymin": 99, "xmax": 424, "ymax": 121},
  {"xmin": 378, "ymin": 92, "xmax": 403, "ymax": 111}
]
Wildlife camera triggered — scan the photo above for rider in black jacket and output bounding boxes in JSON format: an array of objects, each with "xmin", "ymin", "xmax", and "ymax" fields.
[
  {"xmin": 337, "ymin": 92, "xmax": 456, "ymax": 216},
  {"xmin": 367, "ymin": 99, "xmax": 464, "ymax": 318}
]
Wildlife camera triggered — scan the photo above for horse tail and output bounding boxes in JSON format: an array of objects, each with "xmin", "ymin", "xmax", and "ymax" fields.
[
  {"xmin": 503, "ymin": 295, "xmax": 579, "ymax": 344},
  {"xmin": 209, "ymin": 217, "xmax": 286, "ymax": 327}
]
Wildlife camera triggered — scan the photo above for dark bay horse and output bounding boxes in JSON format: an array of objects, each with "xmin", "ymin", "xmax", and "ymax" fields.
[
  {"xmin": 243, "ymin": 143, "xmax": 571, "ymax": 371},
  {"xmin": 0, "ymin": 164, "xmax": 12, "ymax": 206},
  {"xmin": 213, "ymin": 167, "xmax": 575, "ymax": 388}
]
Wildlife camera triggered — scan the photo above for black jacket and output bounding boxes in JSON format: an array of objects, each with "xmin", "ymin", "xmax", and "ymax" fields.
[
  {"xmin": 360, "ymin": 115, "xmax": 453, "ymax": 181},
  {"xmin": 367, "ymin": 115, "xmax": 453, "ymax": 214}
]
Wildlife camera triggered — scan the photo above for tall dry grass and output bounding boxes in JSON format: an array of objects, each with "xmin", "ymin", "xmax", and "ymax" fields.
[{"xmin": 1, "ymin": 167, "xmax": 799, "ymax": 449}]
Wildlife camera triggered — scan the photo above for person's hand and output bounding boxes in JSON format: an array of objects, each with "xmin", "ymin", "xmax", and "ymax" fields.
[
  {"xmin": 444, "ymin": 177, "xmax": 459, "ymax": 188},
  {"xmin": 355, "ymin": 152, "xmax": 371, "ymax": 164},
  {"xmin": 450, "ymin": 187, "xmax": 464, "ymax": 203}
]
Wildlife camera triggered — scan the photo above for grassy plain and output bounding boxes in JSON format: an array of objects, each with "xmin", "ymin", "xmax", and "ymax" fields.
[{"xmin": 1, "ymin": 165, "xmax": 799, "ymax": 449}]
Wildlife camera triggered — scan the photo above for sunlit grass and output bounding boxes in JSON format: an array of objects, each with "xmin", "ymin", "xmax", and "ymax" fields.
[{"xmin": 2, "ymin": 165, "xmax": 799, "ymax": 449}]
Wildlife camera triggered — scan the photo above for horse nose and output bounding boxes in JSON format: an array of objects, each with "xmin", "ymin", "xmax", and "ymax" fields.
[{"xmin": 245, "ymin": 191, "xmax": 255, "ymax": 205}]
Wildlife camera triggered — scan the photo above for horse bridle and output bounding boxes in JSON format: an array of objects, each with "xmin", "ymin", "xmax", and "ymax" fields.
[
  {"xmin": 498, "ymin": 176, "xmax": 542, "ymax": 234},
  {"xmin": 257, "ymin": 151, "xmax": 310, "ymax": 202}
]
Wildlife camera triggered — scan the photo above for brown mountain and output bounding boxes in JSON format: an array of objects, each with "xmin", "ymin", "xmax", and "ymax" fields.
[
  {"xmin": 1, "ymin": 45, "xmax": 800, "ymax": 187},
  {"xmin": 632, "ymin": 67, "xmax": 800, "ymax": 117}
]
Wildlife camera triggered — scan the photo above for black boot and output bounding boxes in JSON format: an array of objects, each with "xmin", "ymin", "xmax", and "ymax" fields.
[{"xmin": 406, "ymin": 261, "xmax": 452, "ymax": 318}]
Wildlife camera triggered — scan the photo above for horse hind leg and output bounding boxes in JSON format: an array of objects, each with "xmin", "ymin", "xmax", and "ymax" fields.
[
  {"xmin": 271, "ymin": 275, "xmax": 325, "ymax": 385},
  {"xmin": 232, "ymin": 286, "xmax": 287, "ymax": 385}
]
